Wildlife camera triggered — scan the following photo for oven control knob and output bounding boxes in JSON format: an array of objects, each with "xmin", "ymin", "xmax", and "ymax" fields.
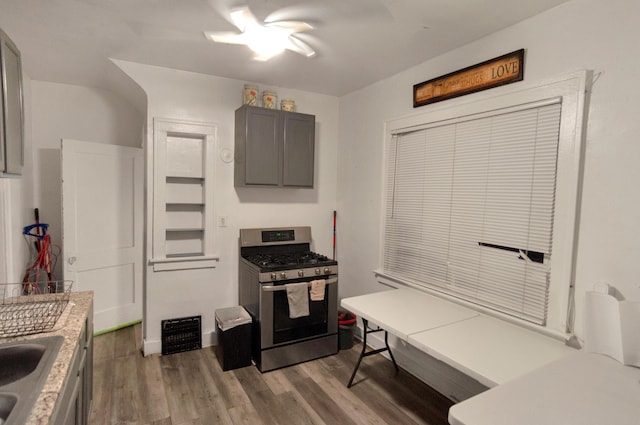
[
  {"xmin": 271, "ymin": 273, "xmax": 277, "ymax": 280},
  {"xmin": 324, "ymin": 267, "xmax": 330, "ymax": 274},
  {"xmin": 280, "ymin": 272, "xmax": 287, "ymax": 279},
  {"xmin": 315, "ymin": 268, "xmax": 321, "ymax": 275},
  {"xmin": 298, "ymin": 270, "xmax": 304, "ymax": 277}
]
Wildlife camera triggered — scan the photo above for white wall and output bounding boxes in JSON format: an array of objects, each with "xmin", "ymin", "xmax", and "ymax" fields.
[
  {"xmin": 337, "ymin": 0, "xmax": 640, "ymax": 398},
  {"xmin": 339, "ymin": 0, "xmax": 640, "ymax": 336},
  {"xmin": 29, "ymin": 81, "xmax": 143, "ymax": 278},
  {"xmin": 113, "ymin": 60, "xmax": 340, "ymax": 354}
]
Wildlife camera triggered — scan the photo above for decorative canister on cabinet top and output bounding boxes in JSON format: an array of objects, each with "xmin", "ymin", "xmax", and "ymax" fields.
[
  {"xmin": 280, "ymin": 99, "xmax": 296, "ymax": 112},
  {"xmin": 262, "ymin": 90, "xmax": 277, "ymax": 109},
  {"xmin": 243, "ymin": 84, "xmax": 258, "ymax": 106}
]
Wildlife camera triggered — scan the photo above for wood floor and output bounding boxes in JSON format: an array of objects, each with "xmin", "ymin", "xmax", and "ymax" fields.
[{"xmin": 89, "ymin": 324, "xmax": 453, "ymax": 425}]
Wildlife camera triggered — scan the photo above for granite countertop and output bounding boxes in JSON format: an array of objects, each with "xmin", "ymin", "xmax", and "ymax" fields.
[{"xmin": 0, "ymin": 291, "xmax": 94, "ymax": 425}]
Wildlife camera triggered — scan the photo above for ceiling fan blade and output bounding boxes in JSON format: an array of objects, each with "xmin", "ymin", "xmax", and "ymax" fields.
[
  {"xmin": 264, "ymin": 21, "xmax": 313, "ymax": 33},
  {"xmin": 204, "ymin": 31, "xmax": 248, "ymax": 45},
  {"xmin": 286, "ymin": 36, "xmax": 316, "ymax": 58},
  {"xmin": 230, "ymin": 6, "xmax": 259, "ymax": 32}
]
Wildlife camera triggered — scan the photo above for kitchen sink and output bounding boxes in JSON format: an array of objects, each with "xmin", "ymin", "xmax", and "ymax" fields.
[
  {"xmin": 0, "ymin": 344, "xmax": 46, "ymax": 386},
  {"xmin": 0, "ymin": 394, "xmax": 18, "ymax": 424},
  {"xmin": 0, "ymin": 336, "xmax": 63, "ymax": 425}
]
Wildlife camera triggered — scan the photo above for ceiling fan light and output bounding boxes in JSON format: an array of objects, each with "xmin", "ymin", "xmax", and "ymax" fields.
[
  {"xmin": 246, "ymin": 27, "xmax": 288, "ymax": 58},
  {"xmin": 248, "ymin": 39, "xmax": 286, "ymax": 58},
  {"xmin": 207, "ymin": 6, "xmax": 316, "ymax": 61}
]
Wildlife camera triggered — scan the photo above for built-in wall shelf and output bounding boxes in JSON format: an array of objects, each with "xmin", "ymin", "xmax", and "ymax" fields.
[{"xmin": 151, "ymin": 118, "xmax": 218, "ymax": 271}]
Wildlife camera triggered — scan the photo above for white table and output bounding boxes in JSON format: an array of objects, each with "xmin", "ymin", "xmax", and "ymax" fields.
[
  {"xmin": 341, "ymin": 288, "xmax": 478, "ymax": 340},
  {"xmin": 341, "ymin": 288, "xmax": 479, "ymax": 387},
  {"xmin": 341, "ymin": 287, "xmax": 574, "ymax": 389},
  {"xmin": 448, "ymin": 352, "xmax": 640, "ymax": 425},
  {"xmin": 408, "ymin": 315, "xmax": 573, "ymax": 387}
]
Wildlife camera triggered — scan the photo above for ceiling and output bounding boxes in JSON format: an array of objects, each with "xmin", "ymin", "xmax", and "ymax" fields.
[{"xmin": 0, "ymin": 0, "xmax": 569, "ymax": 97}]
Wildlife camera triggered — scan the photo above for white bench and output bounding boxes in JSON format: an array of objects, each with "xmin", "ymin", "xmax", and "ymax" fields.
[{"xmin": 340, "ymin": 286, "xmax": 575, "ymax": 388}]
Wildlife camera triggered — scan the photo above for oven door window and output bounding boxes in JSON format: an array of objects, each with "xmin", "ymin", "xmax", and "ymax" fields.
[{"xmin": 272, "ymin": 288, "xmax": 328, "ymax": 344}]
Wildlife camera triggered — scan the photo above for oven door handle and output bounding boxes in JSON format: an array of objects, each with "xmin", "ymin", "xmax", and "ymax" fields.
[{"xmin": 262, "ymin": 277, "xmax": 338, "ymax": 292}]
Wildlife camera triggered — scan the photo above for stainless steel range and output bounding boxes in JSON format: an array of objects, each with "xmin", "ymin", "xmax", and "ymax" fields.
[{"xmin": 238, "ymin": 226, "xmax": 338, "ymax": 372}]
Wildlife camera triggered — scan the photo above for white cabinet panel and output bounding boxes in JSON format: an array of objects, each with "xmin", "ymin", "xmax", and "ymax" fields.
[
  {"xmin": 166, "ymin": 136, "xmax": 204, "ymax": 178},
  {"xmin": 166, "ymin": 204, "xmax": 203, "ymax": 229},
  {"xmin": 165, "ymin": 178, "xmax": 204, "ymax": 204},
  {"xmin": 166, "ymin": 231, "xmax": 204, "ymax": 257}
]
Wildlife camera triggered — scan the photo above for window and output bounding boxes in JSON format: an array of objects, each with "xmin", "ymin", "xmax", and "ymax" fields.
[
  {"xmin": 384, "ymin": 100, "xmax": 560, "ymax": 324},
  {"xmin": 378, "ymin": 72, "xmax": 589, "ymax": 334}
]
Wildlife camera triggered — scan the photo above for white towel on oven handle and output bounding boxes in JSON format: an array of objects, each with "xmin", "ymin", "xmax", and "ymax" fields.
[
  {"xmin": 309, "ymin": 279, "xmax": 326, "ymax": 301},
  {"xmin": 285, "ymin": 282, "xmax": 310, "ymax": 318}
]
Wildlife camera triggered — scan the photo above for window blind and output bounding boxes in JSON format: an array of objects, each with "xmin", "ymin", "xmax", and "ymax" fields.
[{"xmin": 383, "ymin": 101, "xmax": 562, "ymax": 324}]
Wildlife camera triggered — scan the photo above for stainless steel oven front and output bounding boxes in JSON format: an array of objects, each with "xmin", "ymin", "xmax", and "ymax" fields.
[
  {"xmin": 252, "ymin": 275, "xmax": 338, "ymax": 372},
  {"xmin": 260, "ymin": 276, "xmax": 338, "ymax": 348}
]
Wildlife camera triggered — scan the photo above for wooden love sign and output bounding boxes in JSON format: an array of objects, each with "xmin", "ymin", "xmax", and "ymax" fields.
[{"xmin": 413, "ymin": 49, "xmax": 524, "ymax": 107}]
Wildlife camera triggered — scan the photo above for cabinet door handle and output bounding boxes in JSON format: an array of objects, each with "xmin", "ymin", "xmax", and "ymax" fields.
[{"xmin": 68, "ymin": 256, "xmax": 77, "ymax": 265}]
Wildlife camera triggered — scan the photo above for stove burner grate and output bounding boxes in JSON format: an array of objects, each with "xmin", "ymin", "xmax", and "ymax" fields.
[{"xmin": 244, "ymin": 251, "xmax": 333, "ymax": 270}]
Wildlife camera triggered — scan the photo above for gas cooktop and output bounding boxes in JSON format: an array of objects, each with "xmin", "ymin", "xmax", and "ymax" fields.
[{"xmin": 243, "ymin": 251, "xmax": 337, "ymax": 272}]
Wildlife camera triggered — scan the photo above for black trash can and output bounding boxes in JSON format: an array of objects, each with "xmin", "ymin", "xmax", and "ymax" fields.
[
  {"xmin": 215, "ymin": 306, "xmax": 252, "ymax": 371},
  {"xmin": 338, "ymin": 310, "xmax": 357, "ymax": 350}
]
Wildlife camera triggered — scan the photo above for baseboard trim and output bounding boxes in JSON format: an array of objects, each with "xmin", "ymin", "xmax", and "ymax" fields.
[{"xmin": 94, "ymin": 319, "xmax": 142, "ymax": 337}]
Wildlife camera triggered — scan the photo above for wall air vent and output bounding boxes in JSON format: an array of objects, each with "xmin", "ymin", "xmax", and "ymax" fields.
[{"xmin": 161, "ymin": 315, "xmax": 202, "ymax": 355}]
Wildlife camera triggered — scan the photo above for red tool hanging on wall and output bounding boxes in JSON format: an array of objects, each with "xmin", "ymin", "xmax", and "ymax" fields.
[
  {"xmin": 21, "ymin": 208, "xmax": 57, "ymax": 293},
  {"xmin": 332, "ymin": 210, "xmax": 337, "ymax": 260}
]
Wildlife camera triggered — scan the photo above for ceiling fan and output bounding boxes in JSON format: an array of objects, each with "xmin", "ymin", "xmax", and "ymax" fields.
[{"xmin": 204, "ymin": 6, "xmax": 316, "ymax": 61}]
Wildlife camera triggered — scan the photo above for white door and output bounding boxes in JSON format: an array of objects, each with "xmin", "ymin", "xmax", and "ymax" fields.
[{"xmin": 62, "ymin": 139, "xmax": 143, "ymax": 333}]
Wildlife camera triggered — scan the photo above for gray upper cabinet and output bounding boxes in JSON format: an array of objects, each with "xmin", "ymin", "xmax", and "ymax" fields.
[
  {"xmin": 0, "ymin": 28, "xmax": 24, "ymax": 176},
  {"xmin": 235, "ymin": 105, "xmax": 315, "ymax": 188}
]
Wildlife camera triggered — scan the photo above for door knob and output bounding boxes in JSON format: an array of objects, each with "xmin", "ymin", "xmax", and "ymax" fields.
[{"xmin": 68, "ymin": 256, "xmax": 77, "ymax": 265}]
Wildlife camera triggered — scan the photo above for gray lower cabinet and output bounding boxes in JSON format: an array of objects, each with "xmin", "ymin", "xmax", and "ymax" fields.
[
  {"xmin": 235, "ymin": 105, "xmax": 315, "ymax": 188},
  {"xmin": 52, "ymin": 302, "xmax": 94, "ymax": 425}
]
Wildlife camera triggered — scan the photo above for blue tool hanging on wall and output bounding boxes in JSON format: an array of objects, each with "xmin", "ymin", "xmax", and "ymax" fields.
[{"xmin": 21, "ymin": 208, "xmax": 58, "ymax": 294}]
